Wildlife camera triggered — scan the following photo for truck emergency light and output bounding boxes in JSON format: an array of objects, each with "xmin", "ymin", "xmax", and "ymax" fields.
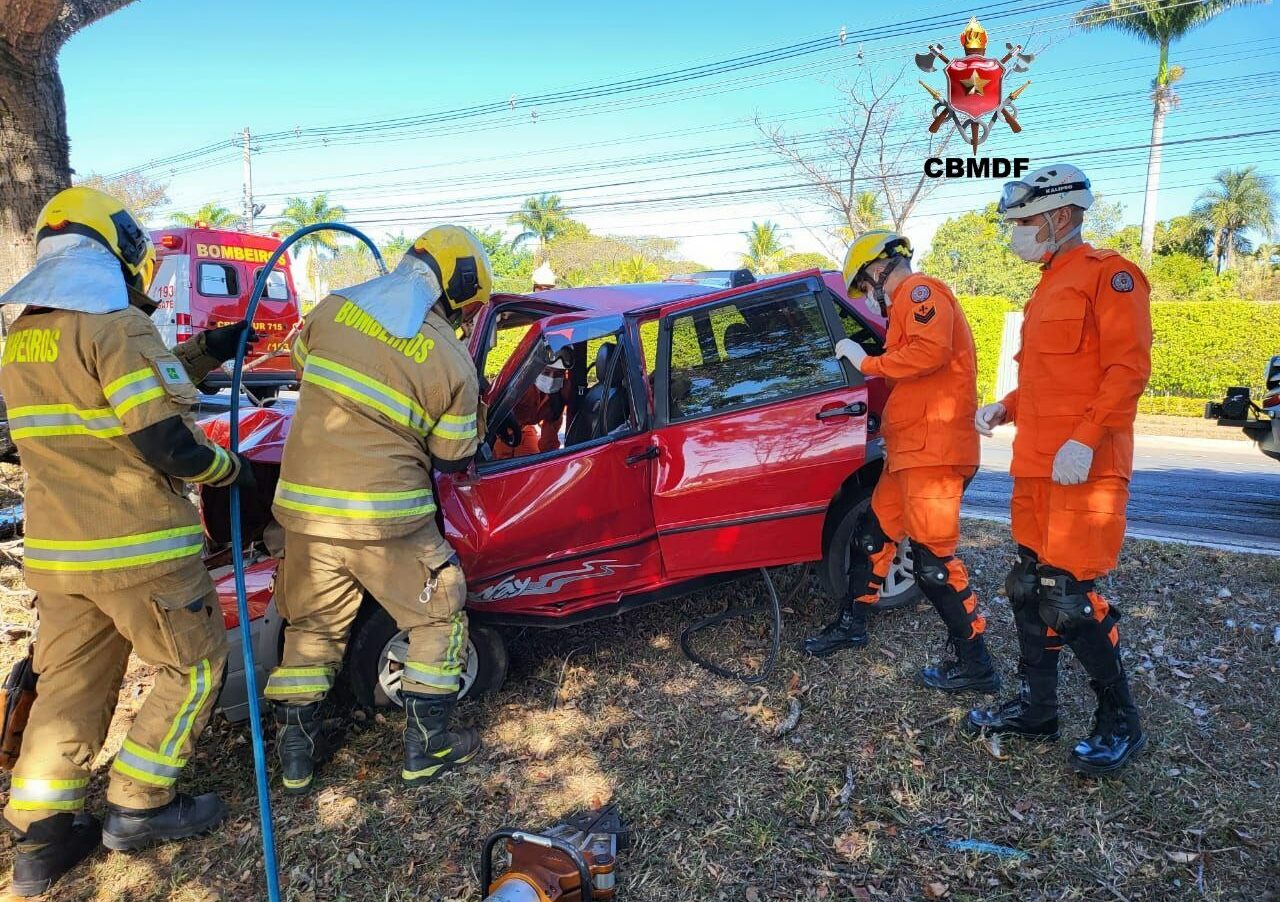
[{"xmin": 159, "ymin": 234, "xmax": 183, "ymax": 250}]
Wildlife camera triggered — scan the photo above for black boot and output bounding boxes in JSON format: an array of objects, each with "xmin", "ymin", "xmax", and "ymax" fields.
[
  {"xmin": 801, "ymin": 602, "xmax": 870, "ymax": 657},
  {"xmin": 402, "ymin": 692, "xmax": 481, "ymax": 787},
  {"xmin": 920, "ymin": 636, "xmax": 1002, "ymax": 693},
  {"xmin": 1070, "ymin": 677, "xmax": 1146, "ymax": 776},
  {"xmin": 965, "ymin": 663, "xmax": 1060, "ymax": 740},
  {"xmin": 102, "ymin": 793, "xmax": 226, "ymax": 851},
  {"xmin": 274, "ymin": 701, "xmax": 326, "ymax": 795},
  {"xmin": 9, "ymin": 813, "xmax": 101, "ymax": 897}
]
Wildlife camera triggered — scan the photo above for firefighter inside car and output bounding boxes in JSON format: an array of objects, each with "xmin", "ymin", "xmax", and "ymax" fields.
[{"xmin": 491, "ymin": 354, "xmax": 572, "ymax": 460}]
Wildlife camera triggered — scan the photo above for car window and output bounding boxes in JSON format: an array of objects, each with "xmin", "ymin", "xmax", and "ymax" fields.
[
  {"xmin": 482, "ymin": 325, "xmax": 634, "ymax": 466},
  {"xmin": 198, "ymin": 262, "xmax": 239, "ymax": 297},
  {"xmin": 665, "ymin": 289, "xmax": 843, "ymax": 421},
  {"xmin": 834, "ymin": 294, "xmax": 883, "ymax": 353},
  {"xmin": 252, "ymin": 267, "xmax": 290, "ymax": 301},
  {"xmin": 481, "ymin": 310, "xmax": 543, "ymax": 383}
]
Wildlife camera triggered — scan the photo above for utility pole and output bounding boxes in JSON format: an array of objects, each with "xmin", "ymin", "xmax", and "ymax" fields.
[{"xmin": 242, "ymin": 126, "xmax": 256, "ymax": 232}]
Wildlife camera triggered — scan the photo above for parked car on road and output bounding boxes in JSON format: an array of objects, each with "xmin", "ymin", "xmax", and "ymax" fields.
[
  {"xmin": 198, "ymin": 270, "xmax": 919, "ymax": 719},
  {"xmin": 1205, "ymin": 354, "xmax": 1280, "ymax": 464}
]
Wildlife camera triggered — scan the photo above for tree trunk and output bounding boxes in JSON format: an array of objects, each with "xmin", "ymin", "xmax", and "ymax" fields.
[
  {"xmin": 0, "ymin": 44, "xmax": 70, "ymax": 293},
  {"xmin": 1139, "ymin": 95, "xmax": 1166, "ymax": 263}
]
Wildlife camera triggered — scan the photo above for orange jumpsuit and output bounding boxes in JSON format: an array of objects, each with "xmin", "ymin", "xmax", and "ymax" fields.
[
  {"xmin": 490, "ymin": 384, "xmax": 567, "ymax": 460},
  {"xmin": 856, "ymin": 273, "xmax": 984, "ymax": 638},
  {"xmin": 1001, "ymin": 243, "xmax": 1152, "ymax": 658}
]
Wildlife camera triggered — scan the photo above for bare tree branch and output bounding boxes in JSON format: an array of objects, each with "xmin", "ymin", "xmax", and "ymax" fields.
[{"xmin": 756, "ymin": 65, "xmax": 952, "ymax": 246}]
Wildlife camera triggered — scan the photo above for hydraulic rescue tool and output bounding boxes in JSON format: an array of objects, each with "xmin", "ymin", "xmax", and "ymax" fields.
[
  {"xmin": 480, "ymin": 804, "xmax": 629, "ymax": 901},
  {"xmin": 233, "ymin": 223, "xmax": 386, "ymax": 902}
]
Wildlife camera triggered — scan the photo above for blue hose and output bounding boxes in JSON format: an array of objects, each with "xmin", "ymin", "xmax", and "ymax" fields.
[{"xmin": 230, "ymin": 223, "xmax": 386, "ymax": 901}]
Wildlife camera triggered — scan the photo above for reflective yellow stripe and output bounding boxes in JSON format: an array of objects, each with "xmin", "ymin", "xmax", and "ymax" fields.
[
  {"xmin": 103, "ymin": 368, "xmax": 155, "ymax": 398},
  {"xmin": 159, "ymin": 659, "xmax": 215, "ymax": 759},
  {"xmin": 265, "ymin": 665, "xmax": 335, "ymax": 698},
  {"xmin": 292, "ymin": 337, "xmax": 309, "ymax": 370},
  {"xmin": 114, "ymin": 386, "xmax": 165, "ymax": 418},
  {"xmin": 104, "ymin": 368, "xmax": 165, "ymax": 419},
  {"xmin": 274, "ymin": 480, "xmax": 435, "ymax": 521},
  {"xmin": 24, "ymin": 526, "xmax": 203, "ymax": 573},
  {"xmin": 301, "ymin": 354, "xmax": 431, "ymax": 434},
  {"xmin": 9, "ymin": 776, "xmax": 89, "ymax": 811},
  {"xmin": 8, "ymin": 403, "xmax": 125, "ymax": 441},
  {"xmin": 432, "ymin": 412, "xmax": 478, "ymax": 442},
  {"xmin": 192, "ymin": 446, "xmax": 233, "ymax": 484}
]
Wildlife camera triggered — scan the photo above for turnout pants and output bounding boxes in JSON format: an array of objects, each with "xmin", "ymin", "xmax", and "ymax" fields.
[
  {"xmin": 4, "ymin": 560, "xmax": 226, "ymax": 831},
  {"xmin": 859, "ymin": 465, "xmax": 985, "ymax": 639},
  {"xmin": 1009, "ymin": 476, "xmax": 1127, "ymax": 677},
  {"xmin": 266, "ymin": 523, "xmax": 469, "ymax": 703}
]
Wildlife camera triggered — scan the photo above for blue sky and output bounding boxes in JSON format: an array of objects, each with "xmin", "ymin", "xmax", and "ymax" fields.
[{"xmin": 61, "ymin": 0, "xmax": 1279, "ymax": 267}]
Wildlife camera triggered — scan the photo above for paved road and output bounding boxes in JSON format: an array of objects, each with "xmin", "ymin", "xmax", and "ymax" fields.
[{"xmin": 967, "ymin": 431, "xmax": 1280, "ymax": 555}]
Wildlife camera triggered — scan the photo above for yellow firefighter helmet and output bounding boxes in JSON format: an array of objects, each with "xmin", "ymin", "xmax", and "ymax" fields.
[
  {"xmin": 841, "ymin": 230, "xmax": 912, "ymax": 294},
  {"xmin": 35, "ymin": 186, "xmax": 156, "ymax": 291},
  {"xmin": 406, "ymin": 225, "xmax": 493, "ymax": 324}
]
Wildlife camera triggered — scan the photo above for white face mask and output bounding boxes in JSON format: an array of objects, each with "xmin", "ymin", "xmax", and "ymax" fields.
[
  {"xmin": 535, "ymin": 373, "xmax": 563, "ymax": 394},
  {"xmin": 1009, "ymin": 216, "xmax": 1082, "ymax": 263}
]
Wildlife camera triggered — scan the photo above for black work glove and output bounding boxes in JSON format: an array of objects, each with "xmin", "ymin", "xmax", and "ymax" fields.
[
  {"xmin": 230, "ymin": 452, "xmax": 258, "ymax": 492},
  {"xmin": 203, "ymin": 321, "xmax": 260, "ymax": 364}
]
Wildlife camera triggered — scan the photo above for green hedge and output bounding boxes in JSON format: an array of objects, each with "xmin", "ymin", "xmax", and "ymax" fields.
[{"xmin": 957, "ymin": 297, "xmax": 1280, "ymax": 415}]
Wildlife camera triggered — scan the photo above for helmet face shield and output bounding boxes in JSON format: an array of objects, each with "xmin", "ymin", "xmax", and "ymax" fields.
[{"xmin": 999, "ymin": 178, "xmax": 1091, "ymax": 216}]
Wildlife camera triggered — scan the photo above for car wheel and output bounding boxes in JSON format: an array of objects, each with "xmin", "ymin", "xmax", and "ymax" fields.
[
  {"xmin": 820, "ymin": 495, "xmax": 922, "ymax": 612},
  {"xmin": 346, "ymin": 604, "xmax": 508, "ymax": 709}
]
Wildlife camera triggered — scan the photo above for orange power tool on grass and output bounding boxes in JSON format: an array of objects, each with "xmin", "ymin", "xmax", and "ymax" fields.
[{"xmin": 480, "ymin": 804, "xmax": 628, "ymax": 901}]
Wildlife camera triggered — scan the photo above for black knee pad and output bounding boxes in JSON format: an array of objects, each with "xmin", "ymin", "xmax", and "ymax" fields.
[
  {"xmin": 909, "ymin": 540, "xmax": 951, "ymax": 591},
  {"xmin": 853, "ymin": 509, "xmax": 890, "ymax": 557},
  {"xmin": 1036, "ymin": 566, "xmax": 1097, "ymax": 637},
  {"xmin": 1005, "ymin": 546, "xmax": 1039, "ymax": 613}
]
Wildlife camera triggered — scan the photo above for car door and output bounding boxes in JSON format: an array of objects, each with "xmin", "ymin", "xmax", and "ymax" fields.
[
  {"xmin": 435, "ymin": 312, "xmax": 664, "ymax": 622},
  {"xmin": 648, "ymin": 275, "xmax": 870, "ymax": 579}
]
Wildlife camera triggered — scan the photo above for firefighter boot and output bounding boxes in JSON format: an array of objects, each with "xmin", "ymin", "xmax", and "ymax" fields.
[
  {"xmin": 1070, "ymin": 676, "xmax": 1147, "ymax": 776},
  {"xmin": 402, "ymin": 692, "xmax": 482, "ymax": 787},
  {"xmin": 274, "ymin": 701, "xmax": 326, "ymax": 795},
  {"xmin": 9, "ymin": 813, "xmax": 101, "ymax": 897},
  {"xmin": 919, "ymin": 635, "xmax": 1001, "ymax": 694},
  {"xmin": 965, "ymin": 663, "xmax": 1061, "ymax": 740},
  {"xmin": 801, "ymin": 601, "xmax": 870, "ymax": 657},
  {"xmin": 102, "ymin": 793, "xmax": 226, "ymax": 851}
]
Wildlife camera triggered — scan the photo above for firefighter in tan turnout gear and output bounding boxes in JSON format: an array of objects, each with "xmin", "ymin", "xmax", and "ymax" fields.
[
  {"xmin": 266, "ymin": 225, "xmax": 491, "ymax": 793},
  {"xmin": 0, "ymin": 188, "xmax": 256, "ymax": 897}
]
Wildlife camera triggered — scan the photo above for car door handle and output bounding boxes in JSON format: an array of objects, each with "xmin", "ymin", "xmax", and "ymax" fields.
[
  {"xmin": 816, "ymin": 402, "xmax": 868, "ymax": 420},
  {"xmin": 626, "ymin": 445, "xmax": 660, "ymax": 465}
]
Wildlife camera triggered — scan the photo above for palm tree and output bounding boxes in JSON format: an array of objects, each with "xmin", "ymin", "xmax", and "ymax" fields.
[
  {"xmin": 1192, "ymin": 166, "xmax": 1277, "ymax": 273},
  {"xmin": 273, "ymin": 193, "xmax": 348, "ymax": 301},
  {"xmin": 1077, "ymin": 0, "xmax": 1264, "ymax": 261},
  {"xmin": 616, "ymin": 255, "xmax": 662, "ymax": 284},
  {"xmin": 172, "ymin": 202, "xmax": 239, "ymax": 228},
  {"xmin": 509, "ymin": 194, "xmax": 568, "ymax": 258},
  {"xmin": 741, "ymin": 221, "xmax": 789, "ymax": 275}
]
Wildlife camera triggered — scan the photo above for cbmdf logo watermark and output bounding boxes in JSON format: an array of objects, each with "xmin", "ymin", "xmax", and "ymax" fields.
[{"xmin": 917, "ymin": 17, "xmax": 1033, "ymax": 177}]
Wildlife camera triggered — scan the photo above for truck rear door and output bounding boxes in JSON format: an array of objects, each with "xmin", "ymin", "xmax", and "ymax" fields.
[{"xmin": 648, "ymin": 275, "xmax": 870, "ymax": 578}]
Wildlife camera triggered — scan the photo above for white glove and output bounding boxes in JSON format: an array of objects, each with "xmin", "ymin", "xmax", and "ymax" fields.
[
  {"xmin": 834, "ymin": 338, "xmax": 867, "ymax": 370},
  {"xmin": 1052, "ymin": 440, "xmax": 1094, "ymax": 485},
  {"xmin": 974, "ymin": 402, "xmax": 1007, "ymax": 437}
]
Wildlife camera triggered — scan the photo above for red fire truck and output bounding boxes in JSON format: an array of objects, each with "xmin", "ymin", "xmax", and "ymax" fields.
[{"xmin": 147, "ymin": 226, "xmax": 302, "ymax": 394}]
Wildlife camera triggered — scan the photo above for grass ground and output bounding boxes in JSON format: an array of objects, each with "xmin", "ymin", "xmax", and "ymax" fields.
[{"xmin": 1, "ymin": 521, "xmax": 1278, "ymax": 901}]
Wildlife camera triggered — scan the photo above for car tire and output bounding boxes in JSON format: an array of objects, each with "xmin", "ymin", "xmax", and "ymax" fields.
[
  {"xmin": 820, "ymin": 495, "xmax": 923, "ymax": 612},
  {"xmin": 345, "ymin": 602, "xmax": 508, "ymax": 709}
]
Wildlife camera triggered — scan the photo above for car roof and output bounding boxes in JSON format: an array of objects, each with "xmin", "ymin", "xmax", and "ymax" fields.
[{"xmin": 525, "ymin": 281, "xmax": 718, "ymax": 315}]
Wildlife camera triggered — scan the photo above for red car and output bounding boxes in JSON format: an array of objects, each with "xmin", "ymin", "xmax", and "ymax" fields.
[{"xmin": 200, "ymin": 270, "xmax": 919, "ymax": 719}]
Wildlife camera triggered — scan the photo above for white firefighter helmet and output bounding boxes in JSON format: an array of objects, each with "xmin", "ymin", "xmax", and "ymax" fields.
[{"xmin": 998, "ymin": 163, "xmax": 1095, "ymax": 220}]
